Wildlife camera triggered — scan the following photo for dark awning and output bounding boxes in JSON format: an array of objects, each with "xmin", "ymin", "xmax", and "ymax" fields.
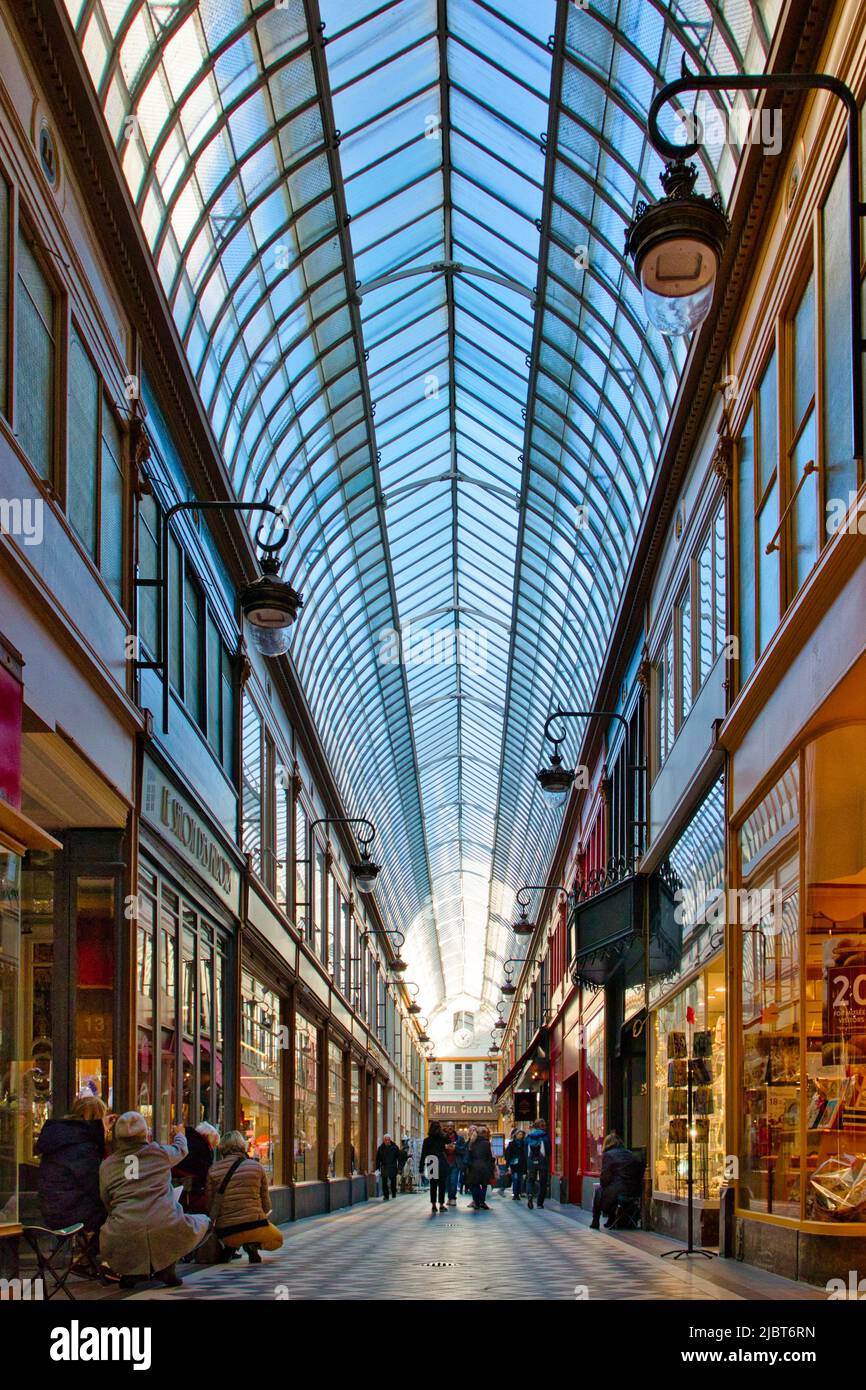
[
  {"xmin": 569, "ymin": 866, "xmax": 682, "ymax": 992},
  {"xmin": 493, "ymin": 1027, "xmax": 548, "ymax": 1101}
]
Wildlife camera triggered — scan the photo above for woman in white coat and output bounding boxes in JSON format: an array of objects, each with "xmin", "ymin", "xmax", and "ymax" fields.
[{"xmin": 99, "ymin": 1111, "xmax": 210, "ymax": 1287}]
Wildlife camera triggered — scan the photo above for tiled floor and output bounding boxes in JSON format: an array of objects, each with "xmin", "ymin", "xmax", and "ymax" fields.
[{"xmin": 123, "ymin": 1190, "xmax": 822, "ymax": 1302}]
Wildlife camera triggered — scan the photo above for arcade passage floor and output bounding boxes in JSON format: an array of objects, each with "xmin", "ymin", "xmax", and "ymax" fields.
[{"xmin": 124, "ymin": 1194, "xmax": 818, "ymax": 1302}]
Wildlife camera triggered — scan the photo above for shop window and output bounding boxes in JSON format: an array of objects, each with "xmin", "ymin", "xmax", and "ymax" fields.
[
  {"xmin": 653, "ymin": 967, "xmax": 726, "ymax": 1200},
  {"xmin": 0, "ymin": 177, "xmax": 8, "ymax": 416},
  {"xmin": 583, "ymin": 1008, "xmax": 605, "ymax": 1174},
  {"xmin": 0, "ymin": 848, "xmax": 20, "ymax": 1222},
  {"xmin": 803, "ymin": 724, "xmax": 866, "ymax": 1224},
  {"xmin": 350, "ymin": 1062, "xmax": 362, "ymax": 1173},
  {"xmin": 75, "ymin": 877, "xmax": 116, "ymax": 1105},
  {"xmin": 19, "ymin": 852, "xmax": 56, "ymax": 1160},
  {"xmin": 158, "ymin": 890, "xmax": 177, "ymax": 1137},
  {"xmin": 135, "ymin": 887, "xmax": 155, "ymax": 1129},
  {"xmin": 241, "ymin": 692, "xmax": 262, "ymax": 876},
  {"xmin": 240, "ymin": 971, "xmax": 282, "ymax": 1183},
  {"xmin": 294, "ymin": 1013, "xmax": 319, "ymax": 1180},
  {"xmin": 738, "ymin": 764, "xmax": 800, "ymax": 1218},
  {"xmin": 67, "ymin": 327, "xmax": 125, "ymax": 602},
  {"xmin": 15, "ymin": 226, "xmax": 56, "ymax": 481},
  {"xmin": 328, "ymin": 1040, "xmax": 347, "ymax": 1177},
  {"xmin": 135, "ymin": 863, "xmax": 229, "ymax": 1140}
]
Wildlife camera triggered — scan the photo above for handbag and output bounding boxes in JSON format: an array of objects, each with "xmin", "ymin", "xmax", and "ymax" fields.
[{"xmin": 195, "ymin": 1155, "xmax": 246, "ymax": 1265}]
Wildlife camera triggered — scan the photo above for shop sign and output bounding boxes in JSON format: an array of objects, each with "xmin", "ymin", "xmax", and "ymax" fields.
[
  {"xmin": 430, "ymin": 1102, "xmax": 499, "ymax": 1122},
  {"xmin": 142, "ymin": 758, "xmax": 238, "ymax": 910},
  {"xmin": 826, "ymin": 962, "xmax": 866, "ymax": 1034},
  {"xmin": 514, "ymin": 1091, "xmax": 537, "ymax": 1122}
]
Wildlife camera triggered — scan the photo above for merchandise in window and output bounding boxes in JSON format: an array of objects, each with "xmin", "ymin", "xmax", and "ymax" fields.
[
  {"xmin": 240, "ymin": 971, "xmax": 282, "ymax": 1183},
  {"xmin": 294, "ymin": 1013, "xmax": 319, "ymax": 1181},
  {"xmin": 653, "ymin": 967, "xmax": 726, "ymax": 1200},
  {"xmin": 328, "ymin": 1041, "xmax": 346, "ymax": 1177}
]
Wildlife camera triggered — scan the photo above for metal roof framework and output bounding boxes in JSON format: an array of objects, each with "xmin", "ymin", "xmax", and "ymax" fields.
[{"xmin": 64, "ymin": 0, "xmax": 777, "ymax": 1031}]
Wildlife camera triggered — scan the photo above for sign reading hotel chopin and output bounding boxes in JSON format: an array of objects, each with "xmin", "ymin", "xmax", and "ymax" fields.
[{"xmin": 142, "ymin": 757, "xmax": 238, "ymax": 910}]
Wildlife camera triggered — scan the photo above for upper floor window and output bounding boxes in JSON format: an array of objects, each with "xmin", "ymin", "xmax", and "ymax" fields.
[
  {"xmin": 657, "ymin": 624, "xmax": 674, "ymax": 766},
  {"xmin": 657, "ymin": 502, "xmax": 726, "ymax": 767},
  {"xmin": 138, "ymin": 496, "xmax": 234, "ymax": 772},
  {"xmin": 0, "ymin": 178, "xmax": 9, "ymax": 417},
  {"xmin": 67, "ymin": 325, "xmax": 124, "ymax": 602},
  {"xmin": 16, "ymin": 227, "xmax": 56, "ymax": 481},
  {"xmin": 697, "ymin": 505, "xmax": 726, "ymax": 685},
  {"xmin": 737, "ymin": 266, "xmax": 827, "ymax": 685}
]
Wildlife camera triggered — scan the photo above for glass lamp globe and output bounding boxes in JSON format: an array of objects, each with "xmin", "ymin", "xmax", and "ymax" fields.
[
  {"xmin": 637, "ymin": 236, "xmax": 719, "ymax": 336},
  {"xmin": 240, "ymin": 558, "xmax": 302, "ymax": 657},
  {"xmin": 625, "ymin": 159, "xmax": 729, "ymax": 340},
  {"xmin": 351, "ymin": 852, "xmax": 380, "ymax": 894},
  {"xmin": 536, "ymin": 751, "xmax": 574, "ymax": 805}
]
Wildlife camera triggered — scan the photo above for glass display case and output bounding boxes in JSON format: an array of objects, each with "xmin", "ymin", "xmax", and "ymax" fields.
[{"xmin": 652, "ymin": 963, "xmax": 726, "ymax": 1200}]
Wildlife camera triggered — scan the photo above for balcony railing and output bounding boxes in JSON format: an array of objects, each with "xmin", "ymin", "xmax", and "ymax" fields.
[{"xmin": 568, "ymin": 858, "xmax": 682, "ymax": 992}]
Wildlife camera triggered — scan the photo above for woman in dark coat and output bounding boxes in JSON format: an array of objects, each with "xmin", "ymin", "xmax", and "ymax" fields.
[
  {"xmin": 35, "ymin": 1095, "xmax": 109, "ymax": 1241},
  {"xmin": 590, "ymin": 1132, "xmax": 644, "ymax": 1228},
  {"xmin": 466, "ymin": 1126, "xmax": 495, "ymax": 1211},
  {"xmin": 420, "ymin": 1121, "xmax": 448, "ymax": 1213},
  {"xmin": 172, "ymin": 1122, "xmax": 219, "ymax": 1214},
  {"xmin": 504, "ymin": 1129, "xmax": 527, "ymax": 1200}
]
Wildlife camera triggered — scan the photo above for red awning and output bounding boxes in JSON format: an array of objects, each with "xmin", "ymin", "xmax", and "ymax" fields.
[{"xmin": 492, "ymin": 1027, "xmax": 547, "ymax": 1100}]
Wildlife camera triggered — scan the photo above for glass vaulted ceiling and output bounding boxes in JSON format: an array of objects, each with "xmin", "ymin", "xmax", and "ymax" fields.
[{"xmin": 65, "ymin": 0, "xmax": 779, "ymax": 1038}]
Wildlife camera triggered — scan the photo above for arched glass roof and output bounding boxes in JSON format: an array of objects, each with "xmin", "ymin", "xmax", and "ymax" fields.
[{"xmin": 65, "ymin": 0, "xmax": 780, "ymax": 1032}]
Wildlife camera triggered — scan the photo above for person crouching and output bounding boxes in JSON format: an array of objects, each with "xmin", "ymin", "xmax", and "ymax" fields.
[
  {"xmin": 99, "ymin": 1112, "xmax": 210, "ymax": 1288},
  {"xmin": 207, "ymin": 1131, "xmax": 284, "ymax": 1264}
]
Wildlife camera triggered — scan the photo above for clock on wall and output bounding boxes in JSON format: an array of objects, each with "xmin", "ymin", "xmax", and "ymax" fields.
[{"xmin": 452, "ymin": 1010, "xmax": 474, "ymax": 1049}]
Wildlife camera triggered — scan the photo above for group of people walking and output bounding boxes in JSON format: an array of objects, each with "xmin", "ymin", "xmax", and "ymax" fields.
[
  {"xmin": 504, "ymin": 1119, "xmax": 552, "ymax": 1209},
  {"xmin": 34, "ymin": 1095, "xmax": 283, "ymax": 1288},
  {"xmin": 419, "ymin": 1120, "xmax": 501, "ymax": 1212}
]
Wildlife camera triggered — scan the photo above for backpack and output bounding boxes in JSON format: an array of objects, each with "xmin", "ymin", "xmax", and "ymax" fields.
[{"xmin": 526, "ymin": 1131, "xmax": 544, "ymax": 1167}]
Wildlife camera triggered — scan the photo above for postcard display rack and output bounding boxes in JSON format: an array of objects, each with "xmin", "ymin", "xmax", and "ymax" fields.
[{"xmin": 662, "ymin": 1025, "xmax": 717, "ymax": 1259}]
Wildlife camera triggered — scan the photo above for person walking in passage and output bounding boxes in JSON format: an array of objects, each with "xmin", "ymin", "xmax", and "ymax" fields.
[
  {"xmin": 466, "ymin": 1125, "xmax": 495, "ymax": 1211},
  {"xmin": 99, "ymin": 1112, "xmax": 210, "ymax": 1288},
  {"xmin": 206, "ymin": 1131, "xmax": 284, "ymax": 1262},
  {"xmin": 376, "ymin": 1134, "xmax": 401, "ymax": 1201},
  {"xmin": 524, "ymin": 1117, "xmax": 551, "ymax": 1210},
  {"xmin": 504, "ymin": 1128, "xmax": 527, "ymax": 1201},
  {"xmin": 421, "ymin": 1120, "xmax": 448, "ymax": 1213},
  {"xmin": 444, "ymin": 1125, "xmax": 460, "ymax": 1206},
  {"xmin": 454, "ymin": 1129, "xmax": 469, "ymax": 1193}
]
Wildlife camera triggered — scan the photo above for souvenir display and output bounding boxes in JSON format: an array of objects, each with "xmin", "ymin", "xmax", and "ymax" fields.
[
  {"xmin": 693, "ymin": 1030, "xmax": 713, "ymax": 1058},
  {"xmin": 667, "ymin": 1058, "xmax": 688, "ymax": 1087}
]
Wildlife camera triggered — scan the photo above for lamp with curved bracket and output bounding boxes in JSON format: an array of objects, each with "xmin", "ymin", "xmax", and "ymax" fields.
[
  {"xmin": 513, "ymin": 882, "xmax": 571, "ymax": 936},
  {"xmin": 402, "ymin": 982, "xmax": 422, "ymax": 1016}
]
